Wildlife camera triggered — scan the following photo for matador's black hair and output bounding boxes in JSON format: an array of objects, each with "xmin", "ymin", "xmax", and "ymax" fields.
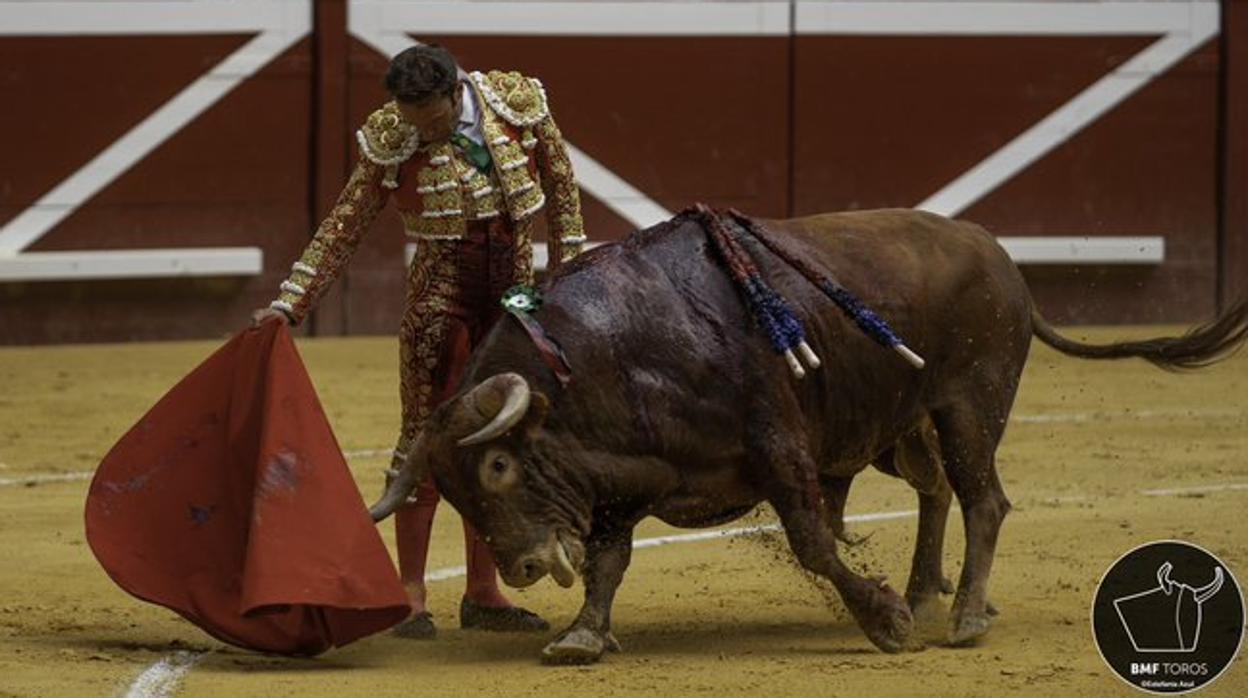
[{"xmin": 385, "ymin": 44, "xmax": 459, "ymax": 104}]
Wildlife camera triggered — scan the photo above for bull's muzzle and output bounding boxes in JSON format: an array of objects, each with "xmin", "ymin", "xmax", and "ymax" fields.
[{"xmin": 501, "ymin": 535, "xmax": 580, "ymax": 589}]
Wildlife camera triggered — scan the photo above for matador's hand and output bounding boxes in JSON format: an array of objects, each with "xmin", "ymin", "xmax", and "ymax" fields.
[{"xmin": 250, "ymin": 307, "xmax": 292, "ymax": 328}]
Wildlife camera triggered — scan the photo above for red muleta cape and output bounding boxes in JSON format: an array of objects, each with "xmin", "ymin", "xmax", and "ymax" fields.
[{"xmin": 85, "ymin": 321, "xmax": 410, "ymax": 655}]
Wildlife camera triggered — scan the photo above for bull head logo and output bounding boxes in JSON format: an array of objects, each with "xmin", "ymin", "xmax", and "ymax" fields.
[{"xmin": 1113, "ymin": 561, "xmax": 1225, "ymax": 653}]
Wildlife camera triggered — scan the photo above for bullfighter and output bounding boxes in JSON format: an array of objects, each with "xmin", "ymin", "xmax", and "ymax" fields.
[{"xmin": 251, "ymin": 43, "xmax": 586, "ymax": 639}]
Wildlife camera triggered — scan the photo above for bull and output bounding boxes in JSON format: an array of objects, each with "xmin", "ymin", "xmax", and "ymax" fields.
[{"xmin": 369, "ymin": 209, "xmax": 1247, "ymax": 664}]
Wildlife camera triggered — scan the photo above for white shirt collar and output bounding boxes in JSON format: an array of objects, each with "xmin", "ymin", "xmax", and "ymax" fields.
[{"xmin": 457, "ymin": 81, "xmax": 478, "ymax": 129}]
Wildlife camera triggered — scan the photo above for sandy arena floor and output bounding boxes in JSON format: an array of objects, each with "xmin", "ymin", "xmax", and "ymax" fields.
[{"xmin": 0, "ymin": 326, "xmax": 1245, "ymax": 697}]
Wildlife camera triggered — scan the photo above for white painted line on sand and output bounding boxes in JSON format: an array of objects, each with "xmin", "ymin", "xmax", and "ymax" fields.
[
  {"xmin": 124, "ymin": 650, "xmax": 209, "ymax": 698},
  {"xmin": 1011, "ymin": 409, "xmax": 1242, "ymax": 424},
  {"xmin": 343, "ymin": 448, "xmax": 394, "ymax": 460},
  {"xmin": 1038, "ymin": 495, "xmax": 1094, "ymax": 505},
  {"xmin": 0, "ymin": 448, "xmax": 394, "ymax": 489},
  {"xmin": 425, "ymin": 565, "xmax": 468, "ymax": 583},
  {"xmin": 632, "ymin": 509, "xmax": 918, "ymax": 550},
  {"xmin": 17, "ymin": 406, "xmax": 1244, "ymax": 489},
  {"xmin": 1141, "ymin": 483, "xmax": 1248, "ymax": 497},
  {"xmin": 14, "ymin": 404, "xmax": 1246, "ymax": 490},
  {"xmin": 0, "ymin": 471, "xmax": 93, "ymax": 487},
  {"xmin": 17, "ymin": 406, "xmax": 1244, "ymax": 490}
]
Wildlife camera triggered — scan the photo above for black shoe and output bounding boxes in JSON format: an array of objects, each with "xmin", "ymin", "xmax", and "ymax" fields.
[
  {"xmin": 392, "ymin": 611, "xmax": 437, "ymax": 639},
  {"xmin": 459, "ymin": 599, "xmax": 550, "ymax": 632}
]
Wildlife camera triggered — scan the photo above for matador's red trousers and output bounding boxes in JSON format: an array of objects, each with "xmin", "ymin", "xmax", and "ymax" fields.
[{"xmin": 391, "ymin": 217, "xmax": 521, "ymax": 604}]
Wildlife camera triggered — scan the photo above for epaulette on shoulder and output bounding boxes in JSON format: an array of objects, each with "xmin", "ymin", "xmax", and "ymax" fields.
[
  {"xmin": 356, "ymin": 101, "xmax": 420, "ymax": 166},
  {"xmin": 471, "ymin": 70, "xmax": 550, "ymax": 127}
]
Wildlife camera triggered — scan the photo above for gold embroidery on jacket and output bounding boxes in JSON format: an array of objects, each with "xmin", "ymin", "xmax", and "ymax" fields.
[
  {"xmin": 459, "ymin": 161, "xmax": 504, "ymax": 220},
  {"xmin": 531, "ymin": 103, "xmax": 585, "ymax": 269},
  {"xmin": 274, "ymin": 157, "xmax": 388, "ymax": 323},
  {"xmin": 474, "ymin": 98, "xmax": 542, "ymax": 224},
  {"xmin": 356, "ymin": 102, "xmax": 420, "ymax": 188},
  {"xmin": 471, "ymin": 70, "xmax": 549, "ymax": 127}
]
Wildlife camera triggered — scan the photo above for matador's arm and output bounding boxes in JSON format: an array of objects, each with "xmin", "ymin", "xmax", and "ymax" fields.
[
  {"xmin": 268, "ymin": 157, "xmax": 389, "ymax": 325},
  {"xmin": 532, "ymin": 107, "xmax": 586, "ymax": 274}
]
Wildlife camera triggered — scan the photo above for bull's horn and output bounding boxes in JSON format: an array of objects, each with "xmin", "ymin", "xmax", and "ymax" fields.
[
  {"xmin": 457, "ymin": 373, "xmax": 532, "ymax": 447},
  {"xmin": 368, "ymin": 434, "xmax": 430, "ymax": 522},
  {"xmin": 1156, "ymin": 561, "xmax": 1174, "ymax": 594},
  {"xmin": 1194, "ymin": 567, "xmax": 1224, "ymax": 604}
]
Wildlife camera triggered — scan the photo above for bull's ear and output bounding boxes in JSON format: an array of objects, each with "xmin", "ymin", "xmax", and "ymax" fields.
[{"xmin": 520, "ymin": 391, "xmax": 550, "ymax": 437}]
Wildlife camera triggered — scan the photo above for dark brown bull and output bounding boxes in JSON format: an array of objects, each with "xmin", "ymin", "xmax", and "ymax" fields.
[{"xmin": 370, "ymin": 209, "xmax": 1247, "ymax": 664}]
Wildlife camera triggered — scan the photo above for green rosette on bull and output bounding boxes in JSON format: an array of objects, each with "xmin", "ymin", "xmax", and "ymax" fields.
[{"xmin": 501, "ymin": 285, "xmax": 543, "ymax": 314}]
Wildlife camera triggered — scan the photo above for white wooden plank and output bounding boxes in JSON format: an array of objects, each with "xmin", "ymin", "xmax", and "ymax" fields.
[
  {"xmin": 351, "ymin": 1, "xmax": 791, "ymax": 38},
  {"xmin": 997, "ymin": 236, "xmax": 1164, "ymax": 265},
  {"xmin": 402, "ymin": 237, "xmax": 1163, "ymax": 272},
  {"xmin": 0, "ymin": 248, "xmax": 264, "ymax": 281},
  {"xmin": 795, "ymin": 1, "xmax": 1214, "ymax": 36}
]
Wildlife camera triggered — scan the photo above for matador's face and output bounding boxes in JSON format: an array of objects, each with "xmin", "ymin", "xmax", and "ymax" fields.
[{"xmin": 398, "ymin": 88, "xmax": 462, "ymax": 145}]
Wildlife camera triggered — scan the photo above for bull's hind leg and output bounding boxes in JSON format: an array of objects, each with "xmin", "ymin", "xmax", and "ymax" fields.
[
  {"xmin": 891, "ymin": 419, "xmax": 955, "ymax": 613},
  {"xmin": 818, "ymin": 475, "xmax": 871, "ymax": 546},
  {"xmin": 931, "ymin": 402, "xmax": 1012, "ymax": 646},
  {"xmin": 754, "ymin": 424, "xmax": 915, "ymax": 652}
]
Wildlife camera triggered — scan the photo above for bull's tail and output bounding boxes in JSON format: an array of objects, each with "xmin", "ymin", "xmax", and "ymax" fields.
[{"xmin": 1030, "ymin": 298, "xmax": 1248, "ymax": 371}]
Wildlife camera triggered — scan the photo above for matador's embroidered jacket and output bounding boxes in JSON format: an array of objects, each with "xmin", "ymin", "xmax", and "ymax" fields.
[{"xmin": 269, "ymin": 70, "xmax": 586, "ymax": 324}]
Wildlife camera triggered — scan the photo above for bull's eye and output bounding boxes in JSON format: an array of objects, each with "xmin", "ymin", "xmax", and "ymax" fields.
[{"xmin": 479, "ymin": 448, "xmax": 520, "ymax": 493}]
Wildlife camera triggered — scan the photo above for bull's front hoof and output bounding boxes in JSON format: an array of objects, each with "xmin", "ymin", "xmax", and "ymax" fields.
[
  {"xmin": 947, "ymin": 611, "xmax": 991, "ymax": 646},
  {"xmin": 541, "ymin": 627, "xmax": 619, "ymax": 665},
  {"xmin": 856, "ymin": 585, "xmax": 919, "ymax": 654},
  {"xmin": 934, "ymin": 579, "xmax": 998, "ymax": 615}
]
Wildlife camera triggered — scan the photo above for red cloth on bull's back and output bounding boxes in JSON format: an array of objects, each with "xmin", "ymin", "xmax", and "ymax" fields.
[{"xmin": 84, "ymin": 321, "xmax": 410, "ymax": 655}]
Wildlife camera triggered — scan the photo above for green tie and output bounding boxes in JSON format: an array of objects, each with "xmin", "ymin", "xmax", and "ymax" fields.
[{"xmin": 449, "ymin": 132, "xmax": 492, "ymax": 174}]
